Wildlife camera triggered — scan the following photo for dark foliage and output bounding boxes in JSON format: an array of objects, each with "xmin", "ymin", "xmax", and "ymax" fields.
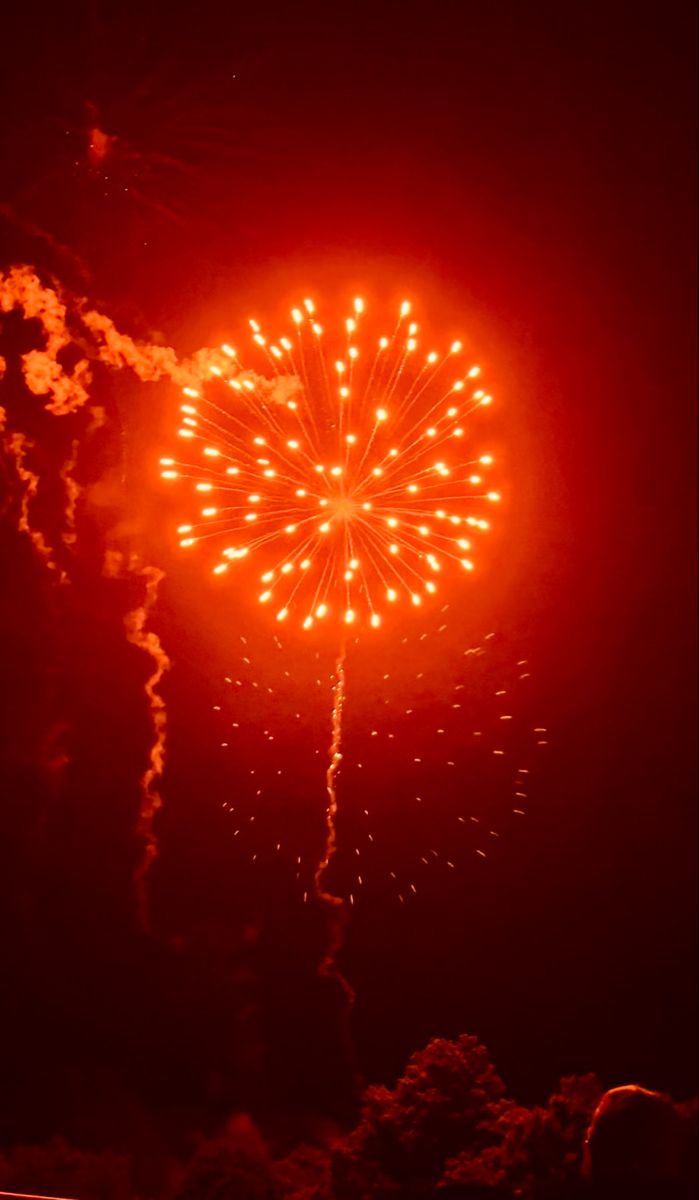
[{"xmin": 4, "ymin": 1033, "xmax": 693, "ymax": 1199}]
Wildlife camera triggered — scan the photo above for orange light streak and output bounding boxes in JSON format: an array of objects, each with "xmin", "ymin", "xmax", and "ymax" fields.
[{"xmin": 163, "ymin": 297, "xmax": 499, "ymax": 628}]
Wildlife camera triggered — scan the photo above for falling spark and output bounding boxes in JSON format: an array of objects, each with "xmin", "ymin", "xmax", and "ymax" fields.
[{"xmin": 209, "ymin": 623, "xmax": 549, "ymax": 905}]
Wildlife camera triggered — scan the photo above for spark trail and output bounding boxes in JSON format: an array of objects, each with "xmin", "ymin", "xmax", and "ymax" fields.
[{"xmin": 314, "ymin": 644, "xmax": 351, "ymax": 988}]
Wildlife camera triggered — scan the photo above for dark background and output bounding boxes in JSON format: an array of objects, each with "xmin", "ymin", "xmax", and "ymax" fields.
[{"xmin": 0, "ymin": 0, "xmax": 696, "ymax": 1151}]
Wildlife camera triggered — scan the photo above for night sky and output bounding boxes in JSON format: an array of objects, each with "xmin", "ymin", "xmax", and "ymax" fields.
[{"xmin": 1, "ymin": 0, "xmax": 696, "ymax": 1161}]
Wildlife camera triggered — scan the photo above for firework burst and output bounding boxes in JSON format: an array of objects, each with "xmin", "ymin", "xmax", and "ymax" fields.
[{"xmin": 161, "ymin": 297, "xmax": 500, "ymax": 629}]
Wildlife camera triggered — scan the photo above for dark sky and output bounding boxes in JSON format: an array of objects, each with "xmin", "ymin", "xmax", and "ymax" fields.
[{"xmin": 0, "ymin": 0, "xmax": 696, "ymax": 1147}]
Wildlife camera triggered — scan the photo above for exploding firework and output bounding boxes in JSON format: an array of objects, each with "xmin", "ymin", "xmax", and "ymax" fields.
[{"xmin": 161, "ymin": 297, "xmax": 500, "ymax": 630}]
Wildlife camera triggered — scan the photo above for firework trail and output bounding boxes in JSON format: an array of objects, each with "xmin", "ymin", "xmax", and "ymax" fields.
[
  {"xmin": 58, "ymin": 439, "xmax": 81, "ymax": 552},
  {"xmin": 316, "ymin": 646, "xmax": 347, "ymax": 904},
  {"xmin": 103, "ymin": 553, "xmax": 170, "ymax": 930},
  {"xmin": 0, "ymin": 265, "xmax": 288, "ymax": 416},
  {"xmin": 1, "ymin": 266, "xmax": 91, "ymax": 572},
  {"xmin": 2, "ymin": 431, "xmax": 54, "ymax": 564},
  {"xmin": 0, "ymin": 265, "xmax": 93, "ymax": 414},
  {"xmin": 1, "ymin": 264, "xmax": 279, "ymax": 921},
  {"xmin": 313, "ymin": 643, "xmax": 355, "ymax": 999}
]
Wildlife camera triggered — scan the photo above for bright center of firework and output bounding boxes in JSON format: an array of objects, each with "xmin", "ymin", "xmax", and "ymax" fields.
[
  {"xmin": 161, "ymin": 296, "xmax": 500, "ymax": 629},
  {"xmin": 329, "ymin": 493, "xmax": 360, "ymax": 519}
]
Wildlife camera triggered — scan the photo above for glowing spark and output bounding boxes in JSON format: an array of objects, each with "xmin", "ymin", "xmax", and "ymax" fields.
[{"xmin": 165, "ymin": 297, "xmax": 498, "ymax": 627}]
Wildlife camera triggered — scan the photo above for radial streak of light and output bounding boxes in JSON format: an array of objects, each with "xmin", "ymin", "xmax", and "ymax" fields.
[{"xmin": 162, "ymin": 295, "xmax": 499, "ymax": 631}]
